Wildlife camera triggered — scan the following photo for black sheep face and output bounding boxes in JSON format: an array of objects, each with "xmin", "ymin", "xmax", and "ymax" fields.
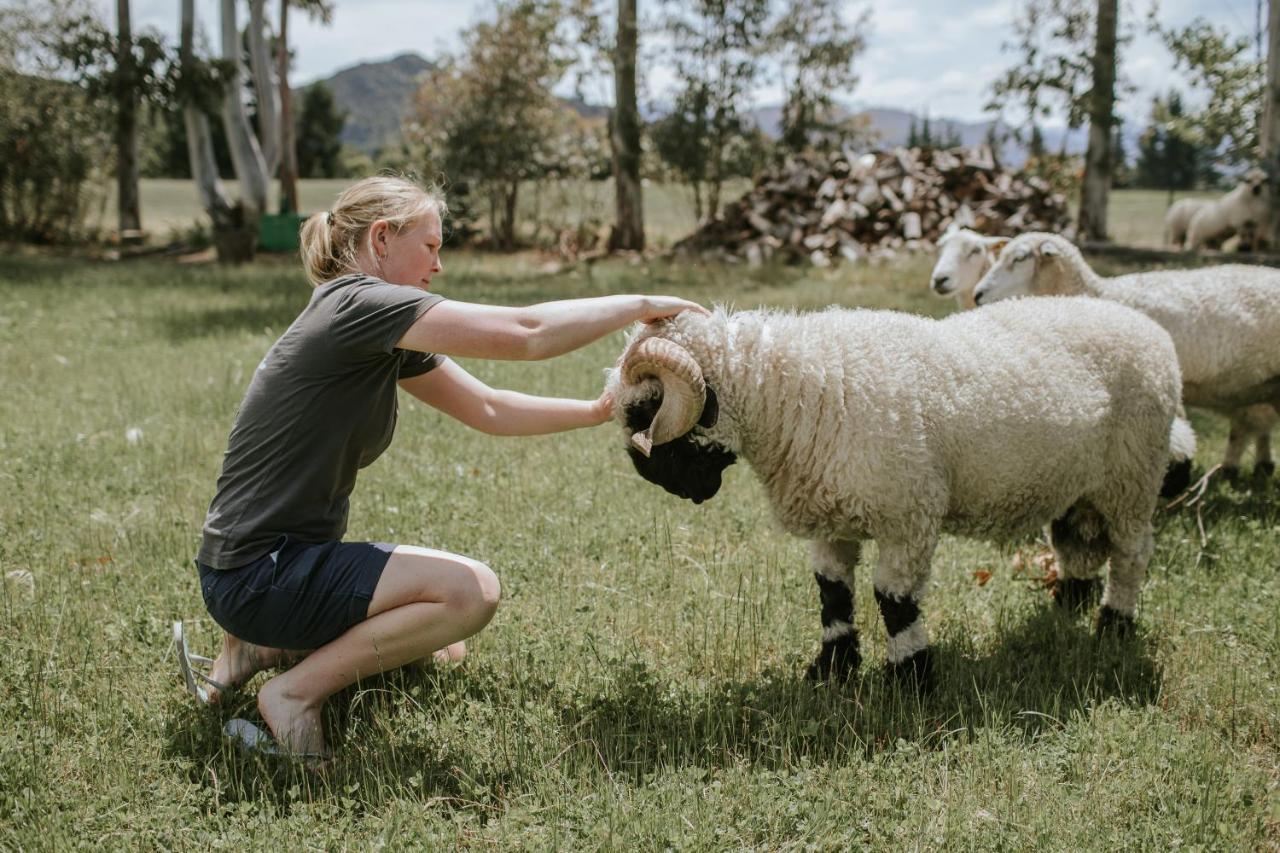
[{"xmin": 623, "ymin": 386, "xmax": 736, "ymax": 504}]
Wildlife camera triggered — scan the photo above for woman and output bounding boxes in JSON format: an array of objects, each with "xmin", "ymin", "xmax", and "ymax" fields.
[{"xmin": 178, "ymin": 175, "xmax": 705, "ymax": 758}]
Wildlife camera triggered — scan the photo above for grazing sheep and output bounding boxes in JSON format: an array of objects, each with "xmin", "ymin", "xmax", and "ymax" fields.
[
  {"xmin": 972, "ymin": 232, "xmax": 1280, "ymax": 482},
  {"xmin": 608, "ymin": 299, "xmax": 1185, "ymax": 685},
  {"xmin": 1186, "ymin": 169, "xmax": 1269, "ymax": 252},
  {"xmin": 1164, "ymin": 198, "xmax": 1209, "ymax": 249},
  {"xmin": 929, "ymin": 226, "xmax": 1003, "ymax": 309}
]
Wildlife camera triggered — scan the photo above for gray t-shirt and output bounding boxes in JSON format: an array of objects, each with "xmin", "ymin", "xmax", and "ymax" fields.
[{"xmin": 198, "ymin": 274, "xmax": 445, "ymax": 569}]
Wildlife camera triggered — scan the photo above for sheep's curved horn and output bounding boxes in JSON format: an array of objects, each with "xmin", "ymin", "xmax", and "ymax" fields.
[{"xmin": 621, "ymin": 337, "xmax": 706, "ymax": 456}]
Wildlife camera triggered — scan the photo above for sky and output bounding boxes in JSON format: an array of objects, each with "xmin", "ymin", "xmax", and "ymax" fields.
[{"xmin": 104, "ymin": 0, "xmax": 1257, "ymax": 128}]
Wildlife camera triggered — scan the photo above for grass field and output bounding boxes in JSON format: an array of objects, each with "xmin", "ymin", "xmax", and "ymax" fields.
[
  {"xmin": 94, "ymin": 179, "xmax": 1208, "ymax": 250},
  {"xmin": 1, "ymin": 244, "xmax": 1278, "ymax": 848}
]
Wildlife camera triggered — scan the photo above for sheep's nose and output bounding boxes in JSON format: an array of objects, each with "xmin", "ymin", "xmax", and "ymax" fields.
[
  {"xmin": 931, "ymin": 275, "xmax": 950, "ymax": 293},
  {"xmin": 973, "ymin": 289, "xmax": 986, "ymax": 305}
]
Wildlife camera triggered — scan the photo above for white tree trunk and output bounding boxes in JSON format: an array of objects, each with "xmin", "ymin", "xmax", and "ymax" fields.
[
  {"xmin": 180, "ymin": 0, "xmax": 231, "ymax": 227},
  {"xmin": 248, "ymin": 0, "xmax": 280, "ymax": 178},
  {"xmin": 221, "ymin": 0, "xmax": 270, "ymax": 219}
]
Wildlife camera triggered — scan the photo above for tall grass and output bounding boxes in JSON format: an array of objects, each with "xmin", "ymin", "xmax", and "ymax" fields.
[{"xmin": 0, "ymin": 250, "xmax": 1276, "ymax": 847}]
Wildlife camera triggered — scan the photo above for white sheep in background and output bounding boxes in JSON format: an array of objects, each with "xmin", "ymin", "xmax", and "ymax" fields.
[
  {"xmin": 1186, "ymin": 168, "xmax": 1269, "ymax": 251},
  {"xmin": 973, "ymin": 233, "xmax": 1280, "ymax": 483},
  {"xmin": 929, "ymin": 226, "xmax": 1004, "ymax": 309},
  {"xmin": 1164, "ymin": 198, "xmax": 1209, "ymax": 249},
  {"xmin": 608, "ymin": 299, "xmax": 1186, "ymax": 685}
]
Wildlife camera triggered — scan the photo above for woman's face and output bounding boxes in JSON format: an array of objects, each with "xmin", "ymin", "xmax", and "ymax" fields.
[{"xmin": 370, "ymin": 212, "xmax": 444, "ymax": 290}]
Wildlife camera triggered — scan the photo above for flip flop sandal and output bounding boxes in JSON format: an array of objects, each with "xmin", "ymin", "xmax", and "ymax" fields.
[
  {"xmin": 223, "ymin": 718, "xmax": 328, "ymax": 765},
  {"xmin": 173, "ymin": 620, "xmax": 233, "ymax": 706}
]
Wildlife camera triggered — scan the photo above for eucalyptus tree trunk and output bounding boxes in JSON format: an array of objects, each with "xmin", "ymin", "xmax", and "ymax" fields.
[
  {"xmin": 1265, "ymin": 0, "xmax": 1280, "ymax": 247},
  {"xmin": 220, "ymin": 0, "xmax": 270, "ymax": 221},
  {"xmin": 608, "ymin": 0, "xmax": 644, "ymax": 251},
  {"xmin": 277, "ymin": 0, "xmax": 299, "ymax": 215},
  {"xmin": 1078, "ymin": 0, "xmax": 1117, "ymax": 242},
  {"xmin": 248, "ymin": 0, "xmax": 280, "ymax": 177},
  {"xmin": 115, "ymin": 0, "xmax": 141, "ymax": 238},
  {"xmin": 179, "ymin": 0, "xmax": 233, "ymax": 234}
]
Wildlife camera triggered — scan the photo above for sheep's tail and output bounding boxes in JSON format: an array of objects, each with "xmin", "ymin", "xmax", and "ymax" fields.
[{"xmin": 1169, "ymin": 414, "xmax": 1197, "ymax": 462}]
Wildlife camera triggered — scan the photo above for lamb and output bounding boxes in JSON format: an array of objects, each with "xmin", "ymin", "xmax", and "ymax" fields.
[
  {"xmin": 1164, "ymin": 198, "xmax": 1209, "ymax": 249},
  {"xmin": 608, "ymin": 298, "xmax": 1185, "ymax": 685},
  {"xmin": 1185, "ymin": 168, "xmax": 1269, "ymax": 252},
  {"xmin": 972, "ymin": 232, "xmax": 1280, "ymax": 482},
  {"xmin": 929, "ymin": 226, "xmax": 1003, "ymax": 309}
]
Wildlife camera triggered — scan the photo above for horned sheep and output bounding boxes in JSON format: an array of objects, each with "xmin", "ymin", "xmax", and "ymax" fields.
[
  {"xmin": 608, "ymin": 299, "xmax": 1186, "ymax": 684},
  {"xmin": 972, "ymin": 232, "xmax": 1280, "ymax": 482}
]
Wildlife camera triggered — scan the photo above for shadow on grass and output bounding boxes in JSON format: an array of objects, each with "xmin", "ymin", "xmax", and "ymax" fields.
[{"xmin": 555, "ymin": 604, "xmax": 1162, "ymax": 781}]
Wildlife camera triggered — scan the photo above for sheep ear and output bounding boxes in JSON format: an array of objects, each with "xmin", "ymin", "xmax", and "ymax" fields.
[
  {"xmin": 1039, "ymin": 240, "xmax": 1061, "ymax": 257},
  {"xmin": 985, "ymin": 237, "xmax": 1009, "ymax": 255},
  {"xmin": 697, "ymin": 386, "xmax": 719, "ymax": 428}
]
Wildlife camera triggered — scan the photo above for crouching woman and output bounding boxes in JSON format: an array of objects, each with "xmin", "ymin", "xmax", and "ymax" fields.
[{"xmin": 186, "ymin": 175, "xmax": 704, "ymax": 757}]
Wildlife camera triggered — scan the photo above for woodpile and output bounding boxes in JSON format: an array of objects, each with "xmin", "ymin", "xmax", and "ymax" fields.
[{"xmin": 673, "ymin": 145, "xmax": 1073, "ymax": 266}]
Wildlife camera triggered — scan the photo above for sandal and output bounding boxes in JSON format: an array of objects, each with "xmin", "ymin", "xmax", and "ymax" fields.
[{"xmin": 173, "ymin": 620, "xmax": 233, "ymax": 706}]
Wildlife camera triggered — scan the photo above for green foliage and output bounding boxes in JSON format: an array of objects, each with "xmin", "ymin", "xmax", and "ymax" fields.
[
  {"xmin": 907, "ymin": 114, "xmax": 964, "ymax": 151},
  {"xmin": 769, "ymin": 0, "xmax": 867, "ymax": 153},
  {"xmin": 410, "ymin": 0, "xmax": 575, "ymax": 250},
  {"xmin": 1134, "ymin": 91, "xmax": 1215, "ymax": 190},
  {"xmin": 1154, "ymin": 16, "xmax": 1262, "ymax": 168},
  {"xmin": 53, "ymin": 14, "xmax": 172, "ymax": 112},
  {"xmin": 987, "ymin": 1, "xmax": 1123, "ymax": 144},
  {"xmin": 296, "ymin": 83, "xmax": 346, "ymax": 179}
]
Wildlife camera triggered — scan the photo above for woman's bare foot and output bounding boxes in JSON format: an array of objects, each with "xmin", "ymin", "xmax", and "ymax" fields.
[
  {"xmin": 432, "ymin": 640, "xmax": 467, "ymax": 664},
  {"xmin": 206, "ymin": 633, "xmax": 293, "ymax": 703},
  {"xmin": 257, "ymin": 672, "xmax": 327, "ymax": 757}
]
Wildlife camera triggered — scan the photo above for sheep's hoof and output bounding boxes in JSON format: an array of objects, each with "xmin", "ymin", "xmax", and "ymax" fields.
[
  {"xmin": 1160, "ymin": 459, "xmax": 1193, "ymax": 499},
  {"xmin": 1095, "ymin": 606, "xmax": 1136, "ymax": 638},
  {"xmin": 805, "ymin": 633, "xmax": 861, "ymax": 683},
  {"xmin": 1222, "ymin": 465, "xmax": 1242, "ymax": 488},
  {"xmin": 1054, "ymin": 577, "xmax": 1101, "ymax": 612},
  {"xmin": 885, "ymin": 647, "xmax": 933, "ymax": 693},
  {"xmin": 1254, "ymin": 460, "xmax": 1275, "ymax": 482}
]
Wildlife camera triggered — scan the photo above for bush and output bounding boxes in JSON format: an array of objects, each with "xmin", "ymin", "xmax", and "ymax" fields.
[{"xmin": 0, "ymin": 72, "xmax": 111, "ymax": 243}]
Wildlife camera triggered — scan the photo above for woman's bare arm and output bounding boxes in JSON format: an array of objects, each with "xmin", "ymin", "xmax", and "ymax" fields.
[
  {"xmin": 399, "ymin": 359, "xmax": 612, "ymax": 436},
  {"xmin": 395, "ymin": 294, "xmax": 707, "ymax": 361}
]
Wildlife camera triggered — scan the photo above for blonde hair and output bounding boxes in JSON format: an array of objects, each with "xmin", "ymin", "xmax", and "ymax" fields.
[{"xmin": 299, "ymin": 174, "xmax": 448, "ymax": 286}]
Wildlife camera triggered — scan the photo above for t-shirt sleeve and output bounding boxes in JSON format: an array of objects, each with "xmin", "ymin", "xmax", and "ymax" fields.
[
  {"xmin": 398, "ymin": 352, "xmax": 447, "ymax": 379},
  {"xmin": 330, "ymin": 278, "xmax": 446, "ymax": 357}
]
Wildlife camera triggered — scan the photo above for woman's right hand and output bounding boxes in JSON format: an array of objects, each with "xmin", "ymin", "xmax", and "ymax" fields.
[{"xmin": 638, "ymin": 296, "xmax": 710, "ymax": 324}]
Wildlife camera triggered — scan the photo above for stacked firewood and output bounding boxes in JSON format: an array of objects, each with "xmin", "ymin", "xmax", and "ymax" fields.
[{"xmin": 672, "ymin": 145, "xmax": 1073, "ymax": 266}]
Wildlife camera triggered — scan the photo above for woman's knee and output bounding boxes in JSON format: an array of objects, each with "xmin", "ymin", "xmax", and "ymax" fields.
[{"xmin": 456, "ymin": 558, "xmax": 501, "ymax": 627}]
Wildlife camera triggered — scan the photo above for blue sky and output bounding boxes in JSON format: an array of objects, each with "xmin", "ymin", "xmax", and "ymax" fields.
[{"xmin": 108, "ymin": 0, "xmax": 1256, "ymax": 127}]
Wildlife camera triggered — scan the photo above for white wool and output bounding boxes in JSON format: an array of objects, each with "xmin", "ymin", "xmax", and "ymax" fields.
[
  {"xmin": 972, "ymin": 232, "xmax": 1280, "ymax": 473},
  {"xmin": 609, "ymin": 298, "xmax": 1180, "ymax": 627},
  {"xmin": 1185, "ymin": 170, "xmax": 1269, "ymax": 251},
  {"xmin": 1164, "ymin": 198, "xmax": 1209, "ymax": 249}
]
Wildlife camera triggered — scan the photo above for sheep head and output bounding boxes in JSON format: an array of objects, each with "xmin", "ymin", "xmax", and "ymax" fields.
[
  {"xmin": 972, "ymin": 233, "xmax": 1081, "ymax": 305},
  {"xmin": 931, "ymin": 227, "xmax": 1002, "ymax": 307},
  {"xmin": 613, "ymin": 331, "xmax": 737, "ymax": 504}
]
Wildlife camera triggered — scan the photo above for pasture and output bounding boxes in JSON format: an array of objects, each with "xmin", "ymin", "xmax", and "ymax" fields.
[{"xmin": 1, "ymin": 235, "xmax": 1277, "ymax": 847}]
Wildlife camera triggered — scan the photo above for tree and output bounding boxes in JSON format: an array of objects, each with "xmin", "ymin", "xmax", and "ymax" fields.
[
  {"xmin": 411, "ymin": 1, "xmax": 573, "ymax": 250},
  {"xmin": 1078, "ymin": 0, "xmax": 1117, "ymax": 241},
  {"xmin": 1267, "ymin": 0, "xmax": 1280, "ymax": 247},
  {"xmin": 1156, "ymin": 16, "xmax": 1263, "ymax": 168},
  {"xmin": 53, "ymin": 5, "xmax": 170, "ymax": 239},
  {"xmin": 768, "ymin": 0, "xmax": 867, "ymax": 153},
  {"xmin": 177, "ymin": 0, "xmax": 237, "ymax": 251},
  {"xmin": 295, "ymin": 82, "xmax": 345, "ymax": 178},
  {"xmin": 609, "ymin": 0, "xmax": 644, "ymax": 250},
  {"xmin": 662, "ymin": 0, "xmax": 771, "ymax": 220},
  {"xmin": 278, "ymin": 0, "xmax": 332, "ymax": 214},
  {"xmin": 1134, "ymin": 91, "xmax": 1210, "ymax": 192}
]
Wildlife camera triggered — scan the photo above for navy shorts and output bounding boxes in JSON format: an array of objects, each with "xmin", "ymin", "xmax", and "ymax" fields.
[{"xmin": 197, "ymin": 536, "xmax": 396, "ymax": 650}]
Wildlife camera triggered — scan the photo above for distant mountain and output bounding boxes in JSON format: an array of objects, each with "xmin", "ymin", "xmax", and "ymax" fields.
[
  {"xmin": 306, "ymin": 52, "xmax": 1107, "ymax": 166},
  {"xmin": 300, "ymin": 52, "xmax": 608, "ymax": 154},
  {"xmin": 298, "ymin": 53, "xmax": 435, "ymax": 153}
]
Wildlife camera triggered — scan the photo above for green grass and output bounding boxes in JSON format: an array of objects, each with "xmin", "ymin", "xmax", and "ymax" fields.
[{"xmin": 1, "ymin": 248, "xmax": 1278, "ymax": 847}]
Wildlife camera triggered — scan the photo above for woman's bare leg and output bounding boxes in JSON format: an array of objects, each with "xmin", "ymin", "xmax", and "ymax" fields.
[
  {"xmin": 255, "ymin": 546, "xmax": 500, "ymax": 754},
  {"xmin": 206, "ymin": 634, "xmax": 302, "ymax": 704}
]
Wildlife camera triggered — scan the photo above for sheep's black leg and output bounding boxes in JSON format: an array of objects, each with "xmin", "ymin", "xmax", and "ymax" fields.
[
  {"xmin": 805, "ymin": 540, "xmax": 861, "ymax": 683},
  {"xmin": 872, "ymin": 536, "xmax": 937, "ymax": 691},
  {"xmin": 1049, "ymin": 503, "xmax": 1107, "ymax": 613}
]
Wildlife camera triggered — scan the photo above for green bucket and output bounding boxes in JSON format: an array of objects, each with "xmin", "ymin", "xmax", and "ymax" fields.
[{"xmin": 259, "ymin": 212, "xmax": 306, "ymax": 252}]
